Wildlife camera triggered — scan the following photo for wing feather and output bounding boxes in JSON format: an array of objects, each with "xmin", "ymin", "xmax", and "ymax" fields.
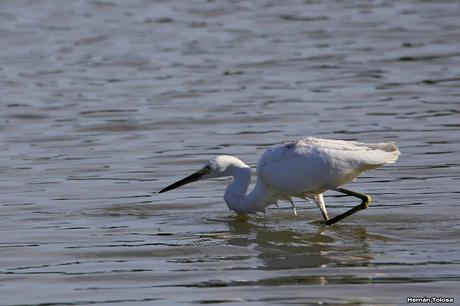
[{"xmin": 257, "ymin": 137, "xmax": 400, "ymax": 195}]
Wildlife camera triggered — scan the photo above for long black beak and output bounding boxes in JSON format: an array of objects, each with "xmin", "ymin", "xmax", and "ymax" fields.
[{"xmin": 159, "ymin": 169, "xmax": 205, "ymax": 193}]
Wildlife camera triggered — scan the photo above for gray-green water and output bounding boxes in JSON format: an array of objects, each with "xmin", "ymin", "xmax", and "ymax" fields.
[{"xmin": 1, "ymin": 0, "xmax": 459, "ymax": 305}]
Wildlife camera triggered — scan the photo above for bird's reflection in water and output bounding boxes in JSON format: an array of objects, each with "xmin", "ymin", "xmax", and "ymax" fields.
[{"xmin": 221, "ymin": 213, "xmax": 373, "ymax": 271}]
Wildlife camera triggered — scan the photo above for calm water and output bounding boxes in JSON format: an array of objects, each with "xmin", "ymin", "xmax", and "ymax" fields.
[{"xmin": 1, "ymin": 0, "xmax": 460, "ymax": 305}]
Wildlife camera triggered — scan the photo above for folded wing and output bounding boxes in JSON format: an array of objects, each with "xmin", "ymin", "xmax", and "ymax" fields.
[{"xmin": 257, "ymin": 137, "xmax": 400, "ymax": 195}]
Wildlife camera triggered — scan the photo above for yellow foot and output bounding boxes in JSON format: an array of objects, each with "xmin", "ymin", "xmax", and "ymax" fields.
[{"xmin": 363, "ymin": 195, "xmax": 372, "ymax": 208}]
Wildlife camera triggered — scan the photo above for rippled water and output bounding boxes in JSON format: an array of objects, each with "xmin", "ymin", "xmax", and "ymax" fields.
[{"xmin": 1, "ymin": 0, "xmax": 460, "ymax": 305}]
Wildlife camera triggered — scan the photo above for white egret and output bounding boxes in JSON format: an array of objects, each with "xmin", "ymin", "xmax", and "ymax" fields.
[{"xmin": 159, "ymin": 137, "xmax": 400, "ymax": 225}]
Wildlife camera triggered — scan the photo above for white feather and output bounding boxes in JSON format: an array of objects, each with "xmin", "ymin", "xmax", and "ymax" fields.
[{"xmin": 258, "ymin": 137, "xmax": 400, "ymax": 197}]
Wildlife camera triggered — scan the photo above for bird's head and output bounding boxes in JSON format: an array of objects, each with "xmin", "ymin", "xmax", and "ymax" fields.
[{"xmin": 158, "ymin": 155, "xmax": 247, "ymax": 193}]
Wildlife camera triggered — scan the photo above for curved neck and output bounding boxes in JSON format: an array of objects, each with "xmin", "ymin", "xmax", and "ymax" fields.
[{"xmin": 223, "ymin": 165, "xmax": 270, "ymax": 213}]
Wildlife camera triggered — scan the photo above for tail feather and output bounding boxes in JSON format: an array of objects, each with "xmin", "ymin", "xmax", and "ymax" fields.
[
  {"xmin": 337, "ymin": 142, "xmax": 400, "ymax": 185},
  {"xmin": 368, "ymin": 142, "xmax": 400, "ymax": 164}
]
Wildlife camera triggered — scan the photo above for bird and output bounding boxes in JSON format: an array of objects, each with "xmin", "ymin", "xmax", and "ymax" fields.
[{"xmin": 159, "ymin": 137, "xmax": 400, "ymax": 225}]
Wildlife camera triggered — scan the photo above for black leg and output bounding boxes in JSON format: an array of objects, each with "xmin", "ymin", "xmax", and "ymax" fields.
[{"xmin": 324, "ymin": 188, "xmax": 372, "ymax": 225}]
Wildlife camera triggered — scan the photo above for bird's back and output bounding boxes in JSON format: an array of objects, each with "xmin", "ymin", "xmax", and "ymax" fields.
[{"xmin": 257, "ymin": 137, "xmax": 400, "ymax": 196}]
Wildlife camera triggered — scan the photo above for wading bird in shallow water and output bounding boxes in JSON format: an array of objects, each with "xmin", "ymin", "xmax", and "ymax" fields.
[{"xmin": 159, "ymin": 137, "xmax": 400, "ymax": 225}]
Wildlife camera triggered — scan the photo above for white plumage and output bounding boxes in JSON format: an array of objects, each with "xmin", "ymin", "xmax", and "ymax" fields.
[
  {"xmin": 258, "ymin": 137, "xmax": 399, "ymax": 196},
  {"xmin": 159, "ymin": 137, "xmax": 400, "ymax": 224}
]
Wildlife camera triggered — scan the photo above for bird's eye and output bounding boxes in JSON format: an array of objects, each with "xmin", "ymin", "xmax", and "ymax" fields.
[{"xmin": 204, "ymin": 166, "xmax": 211, "ymax": 172}]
